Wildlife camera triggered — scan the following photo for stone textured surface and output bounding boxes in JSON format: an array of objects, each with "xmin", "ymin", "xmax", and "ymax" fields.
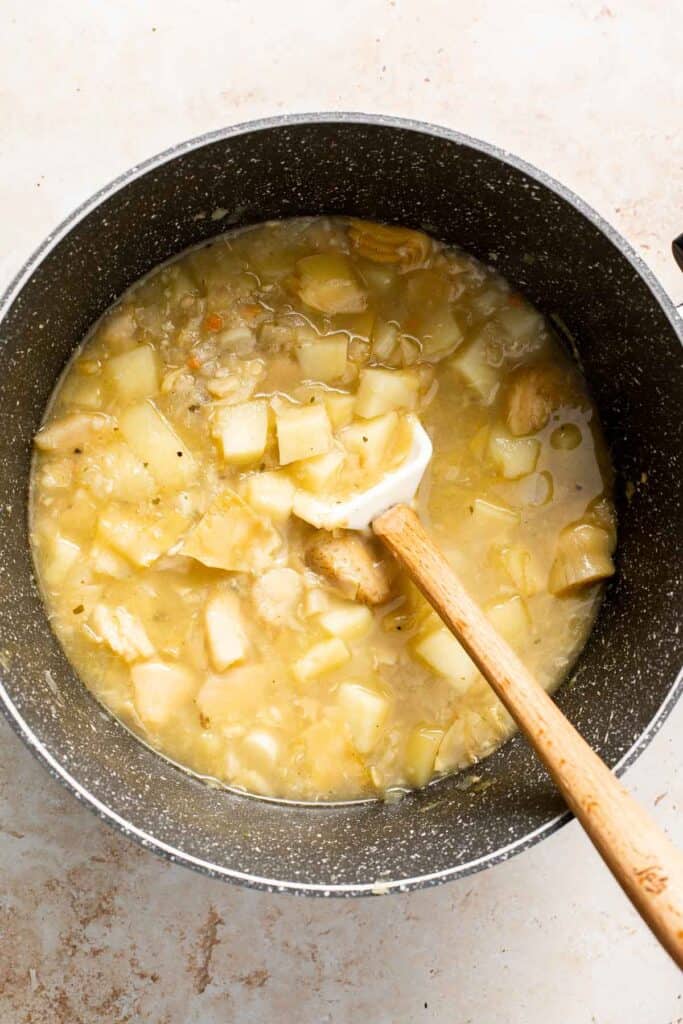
[{"xmin": 0, "ymin": 1, "xmax": 681, "ymax": 1021}]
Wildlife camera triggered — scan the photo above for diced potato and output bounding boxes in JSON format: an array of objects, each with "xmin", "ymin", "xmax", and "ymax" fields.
[
  {"xmin": 83, "ymin": 443, "xmax": 156, "ymax": 502},
  {"xmin": 434, "ymin": 717, "xmax": 468, "ymax": 773},
  {"xmin": 196, "ymin": 665, "xmax": 269, "ymax": 724},
  {"xmin": 470, "ymin": 498, "xmax": 520, "ymax": 528},
  {"xmin": 275, "ymin": 403, "xmax": 333, "ymax": 465},
  {"xmin": 306, "ymin": 532, "xmax": 393, "ymax": 605},
  {"xmin": 412, "ymin": 628, "xmax": 479, "ymax": 695},
  {"xmin": 354, "ymin": 368, "xmax": 419, "ymax": 419},
  {"xmin": 296, "ymin": 335, "xmax": 348, "ymax": 383},
  {"xmin": 496, "ymin": 304, "xmax": 544, "ymax": 346},
  {"xmin": 402, "ymin": 269, "xmax": 463, "ymax": 360},
  {"xmin": 341, "ymin": 411, "xmax": 399, "ymax": 471},
  {"xmin": 60, "ymin": 377, "xmax": 103, "ymax": 410},
  {"xmin": 131, "ymin": 660, "xmax": 196, "ymax": 728},
  {"xmin": 486, "ymin": 595, "xmax": 530, "ymax": 645},
  {"xmin": 97, "ymin": 504, "xmax": 189, "ymax": 568},
  {"xmin": 503, "ymin": 363, "xmax": 576, "ymax": 436},
  {"xmin": 43, "ymin": 535, "xmax": 81, "ymax": 587},
  {"xmin": 322, "ymin": 391, "xmax": 355, "ymax": 429},
  {"xmin": 435, "ymin": 711, "xmax": 500, "ymax": 773},
  {"xmin": 450, "ymin": 333, "xmax": 499, "ymax": 402},
  {"xmin": 89, "ymin": 603, "xmax": 155, "ymax": 662},
  {"xmin": 292, "ymin": 253, "xmax": 367, "ymax": 314},
  {"xmin": 489, "ymin": 431, "xmax": 540, "ymax": 479},
  {"xmin": 405, "ymin": 725, "xmax": 444, "ymax": 788},
  {"xmin": 291, "ymin": 447, "xmax": 345, "ymax": 492},
  {"xmin": 293, "ymin": 638, "xmax": 350, "ymax": 683},
  {"xmin": 303, "ymin": 586, "xmax": 337, "ymax": 617},
  {"xmin": 205, "ymin": 591, "xmax": 248, "ymax": 671},
  {"xmin": 90, "ymin": 543, "xmax": 133, "ymax": 579},
  {"xmin": 104, "ymin": 345, "xmax": 160, "ymax": 401},
  {"xmin": 242, "ymin": 471, "xmax": 295, "ymax": 521},
  {"xmin": 211, "ymin": 400, "xmax": 268, "ymax": 465},
  {"xmin": 302, "ymin": 716, "xmax": 362, "ymax": 793},
  {"xmin": 318, "ymin": 600, "xmax": 373, "ymax": 641},
  {"xmin": 58, "ymin": 488, "xmax": 99, "ymax": 542},
  {"xmin": 119, "ymin": 401, "xmax": 196, "ymax": 489},
  {"xmin": 34, "ymin": 412, "xmax": 115, "ymax": 453},
  {"xmin": 182, "ymin": 489, "xmax": 280, "ymax": 573},
  {"xmin": 548, "ymin": 523, "xmax": 615, "ymax": 595},
  {"xmin": 242, "ymin": 728, "xmax": 281, "ymax": 771},
  {"xmin": 337, "ymin": 682, "xmax": 389, "ymax": 754},
  {"xmin": 494, "ymin": 544, "xmax": 543, "ymax": 597},
  {"xmin": 252, "ymin": 568, "xmax": 303, "ymax": 627}
]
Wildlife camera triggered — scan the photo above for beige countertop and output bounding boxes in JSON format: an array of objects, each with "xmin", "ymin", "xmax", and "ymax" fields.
[{"xmin": 1, "ymin": 1, "xmax": 681, "ymax": 1021}]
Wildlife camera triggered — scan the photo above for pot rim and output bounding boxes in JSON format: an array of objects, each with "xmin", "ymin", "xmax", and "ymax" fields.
[{"xmin": 1, "ymin": 111, "xmax": 681, "ymax": 896}]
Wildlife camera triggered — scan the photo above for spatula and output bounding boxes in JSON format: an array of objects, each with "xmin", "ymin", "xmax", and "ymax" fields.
[{"xmin": 295, "ymin": 418, "xmax": 683, "ymax": 968}]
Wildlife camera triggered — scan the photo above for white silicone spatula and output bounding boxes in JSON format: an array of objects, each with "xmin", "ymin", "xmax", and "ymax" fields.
[{"xmin": 294, "ymin": 423, "xmax": 683, "ymax": 969}]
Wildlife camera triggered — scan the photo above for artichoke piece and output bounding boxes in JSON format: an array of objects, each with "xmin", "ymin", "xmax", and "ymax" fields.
[
  {"xmin": 306, "ymin": 532, "xmax": 394, "ymax": 606},
  {"xmin": 291, "ymin": 253, "xmax": 367, "ymax": 315},
  {"xmin": 348, "ymin": 219, "xmax": 431, "ymax": 270},
  {"xmin": 548, "ymin": 522, "xmax": 615, "ymax": 595},
  {"xmin": 503, "ymin": 363, "xmax": 580, "ymax": 437}
]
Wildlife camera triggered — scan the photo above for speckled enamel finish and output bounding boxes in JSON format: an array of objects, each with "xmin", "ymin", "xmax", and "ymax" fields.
[{"xmin": 0, "ymin": 114, "xmax": 681, "ymax": 896}]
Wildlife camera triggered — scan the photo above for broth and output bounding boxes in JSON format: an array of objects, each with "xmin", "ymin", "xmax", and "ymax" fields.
[{"xmin": 30, "ymin": 217, "xmax": 615, "ymax": 800}]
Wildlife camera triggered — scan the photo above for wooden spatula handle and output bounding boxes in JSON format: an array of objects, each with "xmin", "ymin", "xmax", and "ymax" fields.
[{"xmin": 373, "ymin": 503, "xmax": 683, "ymax": 969}]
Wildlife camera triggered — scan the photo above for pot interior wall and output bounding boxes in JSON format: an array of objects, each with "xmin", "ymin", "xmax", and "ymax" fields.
[{"xmin": 0, "ymin": 118, "xmax": 680, "ymax": 891}]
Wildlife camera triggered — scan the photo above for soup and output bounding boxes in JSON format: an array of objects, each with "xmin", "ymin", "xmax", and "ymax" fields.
[{"xmin": 30, "ymin": 217, "xmax": 615, "ymax": 801}]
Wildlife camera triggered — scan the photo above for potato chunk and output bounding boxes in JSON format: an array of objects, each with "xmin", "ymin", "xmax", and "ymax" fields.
[
  {"xmin": 503, "ymin": 363, "xmax": 578, "ymax": 436},
  {"xmin": 292, "ymin": 253, "xmax": 367, "ymax": 314},
  {"xmin": 354, "ymin": 368, "xmax": 419, "ymax": 419},
  {"xmin": 242, "ymin": 471, "xmax": 295, "ymax": 521},
  {"xmin": 489, "ymin": 431, "xmax": 541, "ymax": 480},
  {"xmin": 252, "ymin": 568, "xmax": 303, "ymax": 628},
  {"xmin": 322, "ymin": 391, "xmax": 355, "ymax": 429},
  {"xmin": 412, "ymin": 628, "xmax": 479, "ymax": 695},
  {"xmin": 293, "ymin": 638, "xmax": 350, "ymax": 683},
  {"xmin": 42, "ymin": 535, "xmax": 81, "ymax": 587},
  {"xmin": 205, "ymin": 591, "xmax": 248, "ymax": 671},
  {"xmin": 96, "ymin": 504, "xmax": 189, "ymax": 568},
  {"xmin": 296, "ymin": 335, "xmax": 348, "ymax": 383},
  {"xmin": 291, "ymin": 447, "xmax": 345, "ymax": 492},
  {"xmin": 548, "ymin": 523, "xmax": 615, "ymax": 595},
  {"xmin": 486, "ymin": 595, "xmax": 530, "ymax": 645},
  {"xmin": 211, "ymin": 400, "xmax": 269, "ymax": 465},
  {"xmin": 318, "ymin": 600, "xmax": 373, "ymax": 641},
  {"xmin": 89, "ymin": 603, "xmax": 155, "ymax": 663},
  {"xmin": 34, "ymin": 412, "xmax": 115, "ymax": 452},
  {"xmin": 131, "ymin": 660, "xmax": 196, "ymax": 728},
  {"xmin": 182, "ymin": 489, "xmax": 280, "ymax": 573},
  {"xmin": 119, "ymin": 401, "xmax": 196, "ymax": 488},
  {"xmin": 341, "ymin": 412, "xmax": 400, "ymax": 471},
  {"xmin": 337, "ymin": 681, "xmax": 389, "ymax": 754},
  {"xmin": 104, "ymin": 345, "xmax": 160, "ymax": 401},
  {"xmin": 405, "ymin": 725, "xmax": 444, "ymax": 787},
  {"xmin": 275, "ymin": 403, "xmax": 333, "ymax": 465},
  {"xmin": 196, "ymin": 665, "xmax": 269, "ymax": 724},
  {"xmin": 306, "ymin": 532, "xmax": 393, "ymax": 605},
  {"xmin": 450, "ymin": 333, "xmax": 499, "ymax": 402}
]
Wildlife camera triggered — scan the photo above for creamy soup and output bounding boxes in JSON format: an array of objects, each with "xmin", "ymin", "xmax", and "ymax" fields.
[{"xmin": 30, "ymin": 217, "xmax": 615, "ymax": 801}]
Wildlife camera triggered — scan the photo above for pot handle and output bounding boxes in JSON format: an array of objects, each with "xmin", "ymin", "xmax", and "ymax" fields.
[{"xmin": 673, "ymin": 234, "xmax": 683, "ymax": 272}]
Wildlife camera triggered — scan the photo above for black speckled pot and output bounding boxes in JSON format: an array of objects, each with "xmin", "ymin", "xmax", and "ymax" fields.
[{"xmin": 0, "ymin": 114, "xmax": 681, "ymax": 895}]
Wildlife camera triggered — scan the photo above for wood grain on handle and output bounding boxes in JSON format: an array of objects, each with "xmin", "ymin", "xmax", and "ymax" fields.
[{"xmin": 373, "ymin": 503, "xmax": 683, "ymax": 969}]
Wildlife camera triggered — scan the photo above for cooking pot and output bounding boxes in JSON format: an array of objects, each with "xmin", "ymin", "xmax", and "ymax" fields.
[{"xmin": 1, "ymin": 114, "xmax": 681, "ymax": 895}]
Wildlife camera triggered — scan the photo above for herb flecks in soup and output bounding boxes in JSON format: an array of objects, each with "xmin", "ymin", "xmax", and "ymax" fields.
[{"xmin": 30, "ymin": 218, "xmax": 615, "ymax": 801}]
